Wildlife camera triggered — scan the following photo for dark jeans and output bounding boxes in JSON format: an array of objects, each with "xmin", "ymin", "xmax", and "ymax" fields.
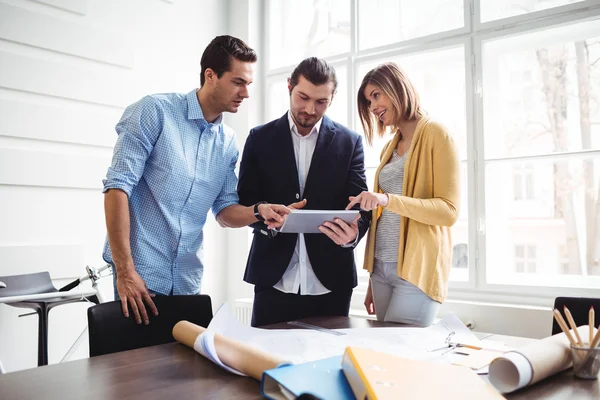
[{"xmin": 251, "ymin": 285, "xmax": 353, "ymax": 327}]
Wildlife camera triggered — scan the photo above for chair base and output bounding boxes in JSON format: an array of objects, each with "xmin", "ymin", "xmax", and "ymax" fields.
[{"xmin": 9, "ymin": 295, "xmax": 99, "ymax": 366}]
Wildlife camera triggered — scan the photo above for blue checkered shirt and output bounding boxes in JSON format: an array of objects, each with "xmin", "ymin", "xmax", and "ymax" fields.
[{"xmin": 102, "ymin": 89, "xmax": 239, "ymax": 295}]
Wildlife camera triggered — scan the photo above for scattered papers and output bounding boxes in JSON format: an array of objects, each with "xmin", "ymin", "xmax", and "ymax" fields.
[
  {"xmin": 199, "ymin": 304, "xmax": 506, "ymax": 375},
  {"xmin": 207, "ymin": 304, "xmax": 349, "ymax": 363},
  {"xmin": 480, "ymin": 339, "xmax": 513, "ymax": 352},
  {"xmin": 452, "ymin": 349, "xmax": 506, "ymax": 370}
]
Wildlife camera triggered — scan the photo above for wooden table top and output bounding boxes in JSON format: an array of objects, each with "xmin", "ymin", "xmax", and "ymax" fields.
[{"xmin": 0, "ymin": 316, "xmax": 597, "ymax": 399}]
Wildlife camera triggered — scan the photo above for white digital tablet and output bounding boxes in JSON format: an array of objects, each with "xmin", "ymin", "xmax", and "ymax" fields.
[{"xmin": 277, "ymin": 209, "xmax": 359, "ymax": 234}]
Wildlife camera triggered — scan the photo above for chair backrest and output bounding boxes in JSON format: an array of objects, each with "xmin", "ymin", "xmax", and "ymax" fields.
[
  {"xmin": 87, "ymin": 295, "xmax": 213, "ymax": 357},
  {"xmin": 552, "ymin": 297, "xmax": 600, "ymax": 336}
]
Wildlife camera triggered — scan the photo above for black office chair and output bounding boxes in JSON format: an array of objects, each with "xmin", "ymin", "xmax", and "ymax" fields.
[
  {"xmin": 0, "ymin": 271, "xmax": 97, "ymax": 366},
  {"xmin": 87, "ymin": 294, "xmax": 213, "ymax": 357},
  {"xmin": 552, "ymin": 297, "xmax": 600, "ymax": 335}
]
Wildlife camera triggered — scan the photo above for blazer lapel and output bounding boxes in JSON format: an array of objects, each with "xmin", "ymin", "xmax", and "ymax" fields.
[
  {"xmin": 274, "ymin": 113, "xmax": 301, "ymax": 195},
  {"xmin": 304, "ymin": 116, "xmax": 336, "ymax": 195}
]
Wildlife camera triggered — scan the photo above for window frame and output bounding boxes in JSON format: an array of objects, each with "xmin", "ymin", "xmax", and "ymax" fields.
[{"xmin": 262, "ymin": 0, "xmax": 600, "ymax": 308}]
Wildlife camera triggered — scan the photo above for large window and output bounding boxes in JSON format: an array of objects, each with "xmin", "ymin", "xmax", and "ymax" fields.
[
  {"xmin": 267, "ymin": 0, "xmax": 351, "ymax": 70},
  {"xmin": 480, "ymin": 0, "xmax": 584, "ymax": 23},
  {"xmin": 264, "ymin": 0, "xmax": 600, "ymax": 308},
  {"xmin": 357, "ymin": 0, "xmax": 465, "ymax": 50},
  {"xmin": 482, "ymin": 16, "xmax": 600, "ymax": 291}
]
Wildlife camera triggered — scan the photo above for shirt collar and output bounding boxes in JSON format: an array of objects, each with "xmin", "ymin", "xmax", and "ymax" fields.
[
  {"xmin": 186, "ymin": 89, "xmax": 223, "ymax": 126},
  {"xmin": 287, "ymin": 111, "xmax": 322, "ymax": 138}
]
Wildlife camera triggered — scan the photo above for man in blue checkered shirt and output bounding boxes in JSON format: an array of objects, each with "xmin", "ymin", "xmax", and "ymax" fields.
[{"xmin": 103, "ymin": 36, "xmax": 290, "ymax": 325}]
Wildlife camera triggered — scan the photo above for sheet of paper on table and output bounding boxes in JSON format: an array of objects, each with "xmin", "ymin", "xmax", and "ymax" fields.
[{"xmin": 200, "ymin": 303, "xmax": 499, "ymax": 373}]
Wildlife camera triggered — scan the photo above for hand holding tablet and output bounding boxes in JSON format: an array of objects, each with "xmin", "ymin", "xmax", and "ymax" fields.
[{"xmin": 277, "ymin": 209, "xmax": 359, "ymax": 234}]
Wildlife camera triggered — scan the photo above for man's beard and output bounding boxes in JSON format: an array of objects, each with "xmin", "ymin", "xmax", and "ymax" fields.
[{"xmin": 293, "ymin": 112, "xmax": 317, "ymax": 128}]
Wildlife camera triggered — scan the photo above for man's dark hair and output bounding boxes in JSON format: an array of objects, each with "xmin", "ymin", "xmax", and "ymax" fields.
[
  {"xmin": 289, "ymin": 57, "xmax": 338, "ymax": 95},
  {"xmin": 200, "ymin": 35, "xmax": 257, "ymax": 86}
]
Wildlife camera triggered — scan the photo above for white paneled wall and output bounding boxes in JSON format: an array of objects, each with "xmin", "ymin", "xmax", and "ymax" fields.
[
  {"xmin": 0, "ymin": 2, "xmax": 134, "ymax": 68},
  {"xmin": 30, "ymin": 0, "xmax": 90, "ymax": 15},
  {"xmin": 0, "ymin": 0, "xmax": 226, "ymax": 372}
]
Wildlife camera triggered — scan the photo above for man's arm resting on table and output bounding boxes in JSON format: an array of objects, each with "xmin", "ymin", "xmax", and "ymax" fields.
[{"xmin": 104, "ymin": 189, "xmax": 157, "ymax": 324}]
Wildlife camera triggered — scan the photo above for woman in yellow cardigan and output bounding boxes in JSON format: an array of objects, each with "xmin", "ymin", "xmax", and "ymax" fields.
[{"xmin": 347, "ymin": 63, "xmax": 460, "ymax": 326}]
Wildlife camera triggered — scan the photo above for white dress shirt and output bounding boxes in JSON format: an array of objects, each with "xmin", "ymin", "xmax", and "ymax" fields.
[{"xmin": 273, "ymin": 111, "xmax": 331, "ymax": 295}]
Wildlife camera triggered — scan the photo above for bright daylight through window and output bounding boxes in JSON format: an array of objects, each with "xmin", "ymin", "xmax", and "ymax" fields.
[{"xmin": 264, "ymin": 0, "xmax": 600, "ymax": 309}]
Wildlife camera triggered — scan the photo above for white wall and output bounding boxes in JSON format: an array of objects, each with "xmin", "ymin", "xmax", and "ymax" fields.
[
  {"xmin": 223, "ymin": 0, "xmax": 264, "ymax": 305},
  {"xmin": 0, "ymin": 0, "xmax": 227, "ymax": 372}
]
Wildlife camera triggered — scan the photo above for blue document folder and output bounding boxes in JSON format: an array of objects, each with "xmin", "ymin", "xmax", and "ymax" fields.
[{"xmin": 261, "ymin": 356, "xmax": 354, "ymax": 400}]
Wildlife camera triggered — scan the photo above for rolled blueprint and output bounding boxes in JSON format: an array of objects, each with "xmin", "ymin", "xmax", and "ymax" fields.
[
  {"xmin": 172, "ymin": 320, "xmax": 286, "ymax": 381},
  {"xmin": 488, "ymin": 325, "xmax": 595, "ymax": 393}
]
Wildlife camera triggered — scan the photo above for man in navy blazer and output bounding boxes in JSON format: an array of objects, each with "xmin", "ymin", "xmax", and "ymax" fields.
[{"xmin": 238, "ymin": 57, "xmax": 371, "ymax": 327}]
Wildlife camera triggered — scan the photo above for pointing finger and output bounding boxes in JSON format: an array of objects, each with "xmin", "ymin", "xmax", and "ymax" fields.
[{"xmin": 346, "ymin": 196, "xmax": 360, "ymax": 210}]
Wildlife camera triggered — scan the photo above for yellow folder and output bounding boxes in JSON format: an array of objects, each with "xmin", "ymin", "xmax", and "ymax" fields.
[{"xmin": 341, "ymin": 347, "xmax": 506, "ymax": 400}]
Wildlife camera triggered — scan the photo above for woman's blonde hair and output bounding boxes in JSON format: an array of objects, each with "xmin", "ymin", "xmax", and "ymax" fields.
[{"xmin": 357, "ymin": 62, "xmax": 422, "ymax": 145}]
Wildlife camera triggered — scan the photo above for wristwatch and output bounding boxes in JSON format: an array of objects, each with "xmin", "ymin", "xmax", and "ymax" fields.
[{"xmin": 254, "ymin": 201, "xmax": 267, "ymax": 221}]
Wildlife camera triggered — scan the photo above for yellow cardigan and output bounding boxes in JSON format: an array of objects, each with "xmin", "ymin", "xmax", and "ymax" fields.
[{"xmin": 363, "ymin": 116, "xmax": 460, "ymax": 303}]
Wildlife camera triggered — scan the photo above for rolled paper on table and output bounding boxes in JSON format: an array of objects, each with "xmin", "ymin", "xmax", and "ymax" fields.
[
  {"xmin": 489, "ymin": 325, "xmax": 596, "ymax": 394},
  {"xmin": 172, "ymin": 320, "xmax": 286, "ymax": 381}
]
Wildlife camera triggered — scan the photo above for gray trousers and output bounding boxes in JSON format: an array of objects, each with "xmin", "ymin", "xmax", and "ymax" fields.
[{"xmin": 371, "ymin": 259, "xmax": 440, "ymax": 327}]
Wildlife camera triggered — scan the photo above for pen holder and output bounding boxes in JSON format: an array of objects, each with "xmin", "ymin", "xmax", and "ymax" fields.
[{"xmin": 570, "ymin": 344, "xmax": 600, "ymax": 379}]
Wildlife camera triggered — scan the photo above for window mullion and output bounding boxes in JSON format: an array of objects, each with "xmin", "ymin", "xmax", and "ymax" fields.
[
  {"xmin": 348, "ymin": 0, "xmax": 358, "ymax": 130},
  {"xmin": 472, "ymin": 32, "xmax": 486, "ymax": 290}
]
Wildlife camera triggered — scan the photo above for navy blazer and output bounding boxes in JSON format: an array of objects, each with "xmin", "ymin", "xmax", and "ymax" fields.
[{"xmin": 237, "ymin": 113, "xmax": 371, "ymax": 292}]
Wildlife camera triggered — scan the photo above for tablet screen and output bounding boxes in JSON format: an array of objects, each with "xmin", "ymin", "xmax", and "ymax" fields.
[{"xmin": 277, "ymin": 209, "xmax": 359, "ymax": 234}]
